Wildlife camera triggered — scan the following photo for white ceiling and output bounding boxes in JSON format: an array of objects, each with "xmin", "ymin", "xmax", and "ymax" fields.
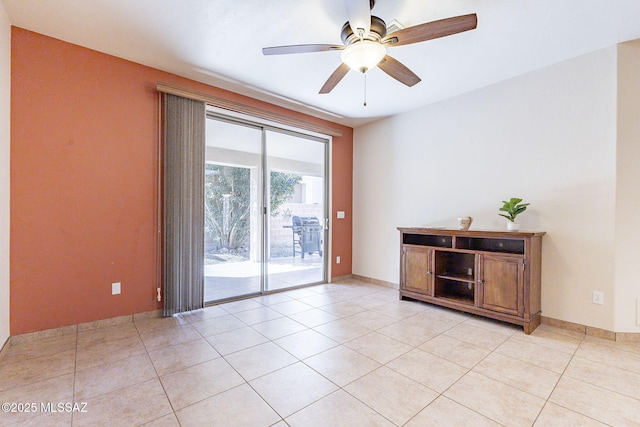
[{"xmin": 3, "ymin": 0, "xmax": 640, "ymax": 127}]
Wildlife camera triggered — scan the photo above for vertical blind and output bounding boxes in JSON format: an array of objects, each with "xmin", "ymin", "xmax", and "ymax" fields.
[{"xmin": 162, "ymin": 93, "xmax": 205, "ymax": 316}]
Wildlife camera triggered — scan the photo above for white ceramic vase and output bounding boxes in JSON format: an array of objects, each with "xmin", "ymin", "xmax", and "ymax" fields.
[{"xmin": 507, "ymin": 222, "xmax": 520, "ymax": 231}]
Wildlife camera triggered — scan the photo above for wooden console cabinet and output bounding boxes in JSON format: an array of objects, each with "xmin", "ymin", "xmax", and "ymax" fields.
[{"xmin": 398, "ymin": 228, "xmax": 545, "ymax": 334}]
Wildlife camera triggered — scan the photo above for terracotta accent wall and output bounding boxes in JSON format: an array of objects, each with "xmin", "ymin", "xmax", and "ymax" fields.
[
  {"xmin": 330, "ymin": 126, "xmax": 353, "ymax": 278},
  {"xmin": 11, "ymin": 27, "xmax": 353, "ymax": 335}
]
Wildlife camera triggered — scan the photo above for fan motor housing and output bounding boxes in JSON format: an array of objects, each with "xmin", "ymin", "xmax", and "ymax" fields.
[{"xmin": 341, "ymin": 16, "xmax": 387, "ymax": 45}]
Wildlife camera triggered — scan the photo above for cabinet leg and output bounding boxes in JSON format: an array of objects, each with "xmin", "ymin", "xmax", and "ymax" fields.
[{"xmin": 523, "ymin": 316, "xmax": 541, "ymax": 335}]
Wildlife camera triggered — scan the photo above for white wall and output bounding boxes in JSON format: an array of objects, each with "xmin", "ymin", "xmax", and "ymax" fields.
[
  {"xmin": 614, "ymin": 40, "xmax": 640, "ymax": 333},
  {"xmin": 354, "ymin": 47, "xmax": 619, "ymax": 330},
  {"xmin": 0, "ymin": 4, "xmax": 10, "ymax": 345}
]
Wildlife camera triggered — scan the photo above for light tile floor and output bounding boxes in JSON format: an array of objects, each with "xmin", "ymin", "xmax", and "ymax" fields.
[{"xmin": 1, "ymin": 278, "xmax": 640, "ymax": 426}]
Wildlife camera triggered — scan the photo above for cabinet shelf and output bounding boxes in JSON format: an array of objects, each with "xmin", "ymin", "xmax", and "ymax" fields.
[
  {"xmin": 436, "ymin": 273, "xmax": 475, "ymax": 283},
  {"xmin": 436, "ymin": 294, "xmax": 475, "ymax": 306},
  {"xmin": 434, "ymin": 277, "xmax": 474, "ymax": 303}
]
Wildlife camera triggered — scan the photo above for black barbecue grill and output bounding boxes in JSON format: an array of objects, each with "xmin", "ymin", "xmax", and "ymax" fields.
[{"xmin": 292, "ymin": 216, "xmax": 323, "ymax": 258}]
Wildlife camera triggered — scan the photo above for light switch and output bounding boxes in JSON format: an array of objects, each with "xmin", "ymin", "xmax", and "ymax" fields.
[{"xmin": 337, "ymin": 211, "xmax": 345, "ymax": 219}]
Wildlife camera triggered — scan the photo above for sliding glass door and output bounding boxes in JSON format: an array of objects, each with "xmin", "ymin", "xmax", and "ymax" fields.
[
  {"xmin": 265, "ymin": 130, "xmax": 326, "ymax": 291},
  {"xmin": 204, "ymin": 115, "xmax": 328, "ymax": 303},
  {"xmin": 204, "ymin": 118, "xmax": 263, "ymax": 302}
]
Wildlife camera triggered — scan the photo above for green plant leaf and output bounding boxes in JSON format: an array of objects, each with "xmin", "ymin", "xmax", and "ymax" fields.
[{"xmin": 499, "ymin": 197, "xmax": 529, "ymax": 222}]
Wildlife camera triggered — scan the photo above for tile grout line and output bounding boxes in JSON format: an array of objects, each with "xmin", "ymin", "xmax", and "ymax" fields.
[
  {"xmin": 342, "ymin": 337, "xmax": 438, "ymax": 427},
  {"xmin": 527, "ymin": 328, "xmax": 640, "ymax": 424},
  {"xmin": 275, "ymin": 300, "xmax": 401, "ymax": 423},
  {"xmin": 70, "ymin": 329, "xmax": 79, "ymax": 426},
  {"xmin": 235, "ymin": 286, "xmax": 485, "ymax": 425},
  {"xmin": 476, "ymin": 329, "xmax": 580, "ymax": 425},
  {"xmin": 529, "ymin": 332, "xmax": 604, "ymax": 427},
  {"xmin": 9, "ymin": 281, "xmax": 639, "ymax": 426},
  {"xmin": 176, "ymin": 306, "xmax": 288, "ymax": 424},
  {"xmin": 138, "ymin": 319, "xmax": 181, "ymax": 424},
  {"xmin": 296, "ymin": 304, "xmax": 485, "ymax": 426},
  {"xmin": 415, "ymin": 323, "xmax": 510, "ymax": 426},
  {"xmin": 121, "ymin": 293, "xmax": 430, "ymax": 424},
  {"xmin": 75, "ymin": 321, "xmax": 170, "ymax": 424}
]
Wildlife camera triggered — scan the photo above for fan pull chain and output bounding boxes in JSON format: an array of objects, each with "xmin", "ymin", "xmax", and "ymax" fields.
[{"xmin": 363, "ymin": 72, "xmax": 367, "ymax": 107}]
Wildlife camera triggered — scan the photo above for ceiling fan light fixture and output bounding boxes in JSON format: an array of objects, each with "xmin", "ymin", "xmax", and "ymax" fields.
[{"xmin": 340, "ymin": 40, "xmax": 386, "ymax": 73}]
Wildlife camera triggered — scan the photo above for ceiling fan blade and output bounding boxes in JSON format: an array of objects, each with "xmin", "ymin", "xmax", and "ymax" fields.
[
  {"xmin": 319, "ymin": 63, "xmax": 351, "ymax": 94},
  {"xmin": 383, "ymin": 13, "xmax": 477, "ymax": 47},
  {"xmin": 377, "ymin": 55, "xmax": 421, "ymax": 87},
  {"xmin": 346, "ymin": 0, "xmax": 372, "ymax": 37},
  {"xmin": 262, "ymin": 44, "xmax": 343, "ymax": 55}
]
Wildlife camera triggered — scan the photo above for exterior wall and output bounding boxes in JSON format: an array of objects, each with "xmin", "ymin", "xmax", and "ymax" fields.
[
  {"xmin": 10, "ymin": 28, "xmax": 353, "ymax": 334},
  {"xmin": 0, "ymin": 6, "xmax": 10, "ymax": 346},
  {"xmin": 353, "ymin": 47, "xmax": 618, "ymax": 330},
  {"xmin": 270, "ymin": 202, "xmax": 324, "ymax": 254}
]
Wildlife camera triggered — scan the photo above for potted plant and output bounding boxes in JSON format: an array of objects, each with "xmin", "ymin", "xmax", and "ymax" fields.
[{"xmin": 499, "ymin": 197, "xmax": 529, "ymax": 231}]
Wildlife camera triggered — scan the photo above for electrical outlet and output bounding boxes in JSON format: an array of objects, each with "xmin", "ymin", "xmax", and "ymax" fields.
[
  {"xmin": 592, "ymin": 291, "xmax": 603, "ymax": 305},
  {"xmin": 112, "ymin": 282, "xmax": 121, "ymax": 295},
  {"xmin": 336, "ymin": 256, "xmax": 341, "ymax": 264}
]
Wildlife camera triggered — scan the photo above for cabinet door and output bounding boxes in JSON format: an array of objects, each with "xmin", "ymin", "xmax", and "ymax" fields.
[
  {"xmin": 478, "ymin": 255, "xmax": 523, "ymax": 316},
  {"xmin": 402, "ymin": 246, "xmax": 433, "ymax": 295}
]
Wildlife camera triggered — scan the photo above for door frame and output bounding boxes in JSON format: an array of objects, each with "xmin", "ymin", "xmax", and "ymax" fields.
[{"xmin": 204, "ymin": 109, "xmax": 331, "ymax": 303}]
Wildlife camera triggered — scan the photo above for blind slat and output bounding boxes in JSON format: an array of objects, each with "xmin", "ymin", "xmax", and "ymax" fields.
[{"xmin": 163, "ymin": 93, "xmax": 205, "ymax": 316}]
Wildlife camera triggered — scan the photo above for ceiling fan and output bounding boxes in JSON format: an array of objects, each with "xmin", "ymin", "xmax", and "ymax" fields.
[{"xmin": 262, "ymin": 0, "xmax": 478, "ymax": 94}]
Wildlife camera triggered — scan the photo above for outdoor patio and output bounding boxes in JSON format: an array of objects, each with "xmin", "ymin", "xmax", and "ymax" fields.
[{"xmin": 204, "ymin": 254, "xmax": 324, "ymax": 302}]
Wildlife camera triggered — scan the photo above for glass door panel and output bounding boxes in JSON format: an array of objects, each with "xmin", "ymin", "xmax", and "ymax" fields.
[
  {"xmin": 204, "ymin": 118, "xmax": 263, "ymax": 302},
  {"xmin": 265, "ymin": 130, "xmax": 327, "ymax": 291}
]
